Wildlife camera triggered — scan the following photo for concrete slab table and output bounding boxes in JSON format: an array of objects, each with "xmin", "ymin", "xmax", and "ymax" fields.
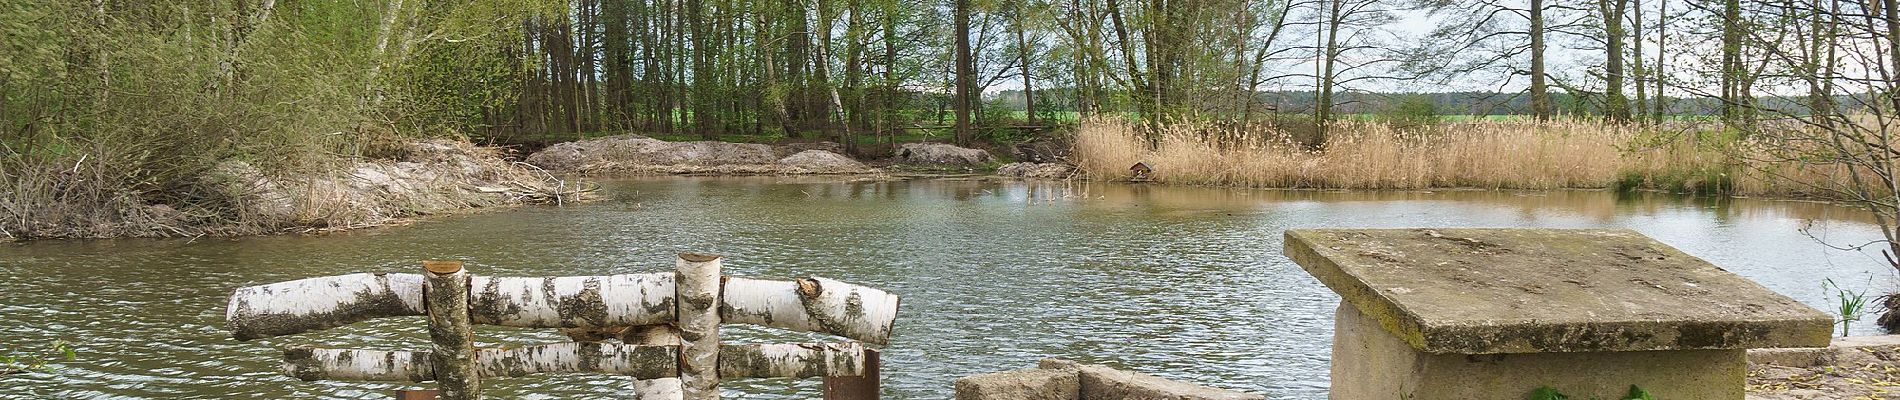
[{"xmin": 1283, "ymin": 228, "xmax": 1833, "ymax": 400}]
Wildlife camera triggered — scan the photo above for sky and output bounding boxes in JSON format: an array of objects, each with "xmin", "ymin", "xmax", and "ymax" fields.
[{"xmin": 982, "ymin": 0, "xmax": 1760, "ymax": 97}]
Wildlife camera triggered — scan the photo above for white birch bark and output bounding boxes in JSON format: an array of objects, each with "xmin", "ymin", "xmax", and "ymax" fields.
[
  {"xmin": 479, "ymin": 342, "xmax": 678, "ymax": 379},
  {"xmin": 719, "ymin": 342, "xmax": 865, "ymax": 378},
  {"xmin": 632, "ymin": 378, "xmax": 684, "ymax": 400},
  {"xmin": 281, "ymin": 343, "xmax": 853, "ymax": 383},
  {"xmin": 424, "ymin": 261, "xmax": 479, "ymax": 399},
  {"xmin": 215, "ymin": 0, "xmax": 277, "ymax": 92},
  {"xmin": 226, "ymin": 272, "xmax": 425, "ymax": 340},
  {"xmin": 675, "ymin": 254, "xmax": 722, "ymax": 400},
  {"xmin": 468, "ymin": 273, "xmax": 674, "ymax": 328},
  {"xmin": 721, "ymin": 277, "xmax": 900, "ymax": 345},
  {"xmin": 629, "ymin": 324, "xmax": 684, "ymax": 400},
  {"xmin": 283, "ymin": 346, "xmax": 433, "ymax": 382},
  {"xmin": 363, "ymin": 0, "xmax": 405, "ymax": 107}
]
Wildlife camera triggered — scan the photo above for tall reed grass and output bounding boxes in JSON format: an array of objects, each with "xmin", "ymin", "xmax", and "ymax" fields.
[{"xmin": 1072, "ymin": 118, "xmax": 1846, "ymax": 197}]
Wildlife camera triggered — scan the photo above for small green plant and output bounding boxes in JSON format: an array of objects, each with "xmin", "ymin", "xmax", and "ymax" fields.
[
  {"xmin": 1624, "ymin": 385, "xmax": 1653, "ymax": 400},
  {"xmin": 0, "ymin": 340, "xmax": 75, "ymax": 376},
  {"xmin": 1529, "ymin": 386, "xmax": 1569, "ymax": 400},
  {"xmin": 1528, "ymin": 385, "xmax": 1654, "ymax": 400},
  {"xmin": 1823, "ymin": 278, "xmax": 1870, "ymax": 336}
]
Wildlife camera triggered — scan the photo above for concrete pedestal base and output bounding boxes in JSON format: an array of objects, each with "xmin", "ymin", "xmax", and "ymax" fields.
[{"xmin": 1329, "ymin": 303, "xmax": 1745, "ymax": 400}]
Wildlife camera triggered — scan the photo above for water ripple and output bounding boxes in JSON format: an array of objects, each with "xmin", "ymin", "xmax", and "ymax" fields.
[{"xmin": 0, "ymin": 177, "xmax": 1891, "ymax": 399}]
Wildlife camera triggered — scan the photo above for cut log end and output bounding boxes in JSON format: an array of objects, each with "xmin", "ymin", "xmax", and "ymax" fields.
[
  {"xmin": 677, "ymin": 252, "xmax": 722, "ymax": 263},
  {"xmin": 796, "ymin": 278, "xmax": 823, "ymax": 298},
  {"xmin": 422, "ymin": 260, "xmax": 465, "ymax": 275}
]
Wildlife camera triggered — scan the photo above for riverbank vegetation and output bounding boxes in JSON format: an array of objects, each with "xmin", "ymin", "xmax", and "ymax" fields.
[
  {"xmin": 6, "ymin": 0, "xmax": 1900, "ymax": 242},
  {"xmin": 0, "ymin": 2, "xmax": 577, "ymax": 239},
  {"xmin": 1072, "ymin": 118, "xmax": 1848, "ymax": 198}
]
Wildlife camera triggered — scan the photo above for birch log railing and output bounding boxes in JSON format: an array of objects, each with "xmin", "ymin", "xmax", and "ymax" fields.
[{"xmin": 223, "ymin": 253, "xmax": 900, "ymax": 400}]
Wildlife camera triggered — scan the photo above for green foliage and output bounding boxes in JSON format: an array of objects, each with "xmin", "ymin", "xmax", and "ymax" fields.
[
  {"xmin": 1527, "ymin": 385, "xmax": 1654, "ymax": 400},
  {"xmin": 0, "ymin": 0, "xmax": 576, "ymax": 238},
  {"xmin": 1624, "ymin": 385, "xmax": 1653, "ymax": 400},
  {"xmin": 1613, "ymin": 171, "xmax": 1648, "ymax": 193},
  {"xmin": 1823, "ymin": 278, "xmax": 1870, "ymax": 336},
  {"xmin": 1529, "ymin": 386, "xmax": 1569, "ymax": 400},
  {"xmin": 1379, "ymin": 94, "xmax": 1442, "ymax": 128},
  {"xmin": 0, "ymin": 340, "xmax": 75, "ymax": 375}
]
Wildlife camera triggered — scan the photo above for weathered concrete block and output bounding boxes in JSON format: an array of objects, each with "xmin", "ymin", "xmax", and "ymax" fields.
[
  {"xmin": 1284, "ymin": 228, "xmax": 1833, "ymax": 354},
  {"xmin": 954, "ymin": 367, "xmax": 1079, "ymax": 400},
  {"xmin": 959, "ymin": 359, "xmax": 1266, "ymax": 400},
  {"xmin": 1036, "ymin": 359, "xmax": 1264, "ymax": 400},
  {"xmin": 1284, "ymin": 228, "xmax": 1835, "ymax": 400},
  {"xmin": 1072, "ymin": 365, "xmax": 1264, "ymax": 400},
  {"xmin": 1331, "ymin": 302, "xmax": 1744, "ymax": 400},
  {"xmin": 1749, "ymin": 335, "xmax": 1900, "ymax": 367}
]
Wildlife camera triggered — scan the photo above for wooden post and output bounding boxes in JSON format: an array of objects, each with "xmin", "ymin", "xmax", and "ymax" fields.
[
  {"xmin": 393, "ymin": 389, "xmax": 438, "ymax": 400},
  {"xmin": 630, "ymin": 324, "xmax": 684, "ymax": 399},
  {"xmin": 423, "ymin": 261, "xmax": 479, "ymax": 400},
  {"xmin": 675, "ymin": 253, "xmax": 722, "ymax": 400},
  {"xmin": 822, "ymin": 348, "xmax": 878, "ymax": 400}
]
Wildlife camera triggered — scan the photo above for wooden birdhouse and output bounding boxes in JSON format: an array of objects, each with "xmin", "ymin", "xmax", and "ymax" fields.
[{"xmin": 1130, "ymin": 162, "xmax": 1153, "ymax": 181}]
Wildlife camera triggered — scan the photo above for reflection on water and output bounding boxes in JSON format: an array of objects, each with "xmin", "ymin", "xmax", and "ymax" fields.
[{"xmin": 0, "ymin": 176, "xmax": 1892, "ymax": 399}]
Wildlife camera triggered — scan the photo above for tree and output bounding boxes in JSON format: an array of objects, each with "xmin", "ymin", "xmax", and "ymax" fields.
[
  {"xmin": 1597, "ymin": 0, "xmax": 1631, "ymax": 121},
  {"xmin": 1407, "ymin": 0, "xmax": 1577, "ymax": 121},
  {"xmin": 1703, "ymin": 0, "xmax": 1900, "ymax": 331},
  {"xmin": 1311, "ymin": 0, "xmax": 1399, "ymax": 140},
  {"xmin": 1721, "ymin": 0, "xmax": 1744, "ymax": 121},
  {"xmin": 954, "ymin": 0, "xmax": 975, "ymax": 145},
  {"xmin": 1012, "ymin": 0, "xmax": 1039, "ymax": 127}
]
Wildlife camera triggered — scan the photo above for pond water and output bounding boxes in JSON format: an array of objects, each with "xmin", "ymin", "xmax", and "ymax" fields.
[{"xmin": 1, "ymin": 176, "xmax": 1894, "ymax": 399}]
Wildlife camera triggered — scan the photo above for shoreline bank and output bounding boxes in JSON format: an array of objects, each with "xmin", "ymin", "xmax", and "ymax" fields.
[
  {"xmin": 8, "ymin": 126, "xmax": 1856, "ymax": 242},
  {"xmin": 1, "ymin": 140, "xmax": 579, "ymax": 241}
]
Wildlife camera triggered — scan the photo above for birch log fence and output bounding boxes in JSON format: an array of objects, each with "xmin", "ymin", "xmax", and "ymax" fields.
[{"xmin": 223, "ymin": 253, "xmax": 901, "ymax": 399}]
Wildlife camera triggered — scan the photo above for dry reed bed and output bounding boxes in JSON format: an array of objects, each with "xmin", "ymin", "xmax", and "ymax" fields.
[{"xmin": 1072, "ymin": 119, "xmax": 1851, "ymax": 197}]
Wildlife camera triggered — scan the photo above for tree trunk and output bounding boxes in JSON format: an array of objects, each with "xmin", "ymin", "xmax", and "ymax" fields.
[
  {"xmin": 424, "ymin": 261, "xmax": 479, "ymax": 400},
  {"xmin": 478, "ymin": 342, "xmax": 677, "ymax": 379},
  {"xmin": 1884, "ymin": 0, "xmax": 1900, "ymax": 111},
  {"xmin": 1105, "ymin": 0, "xmax": 1152, "ymax": 128},
  {"xmin": 880, "ymin": 0, "xmax": 899, "ymax": 144},
  {"xmin": 466, "ymin": 273, "xmax": 677, "ymax": 328},
  {"xmin": 675, "ymin": 253, "xmax": 721, "ymax": 400},
  {"xmin": 365, "ymin": 0, "xmax": 406, "ymax": 108},
  {"xmin": 1316, "ymin": 0, "xmax": 1343, "ymax": 141},
  {"xmin": 630, "ymin": 325, "xmax": 684, "ymax": 399},
  {"xmin": 719, "ymin": 276, "xmax": 902, "ymax": 344},
  {"xmin": 1632, "ymin": 0, "xmax": 1647, "ymax": 122},
  {"xmin": 579, "ymin": 0, "xmax": 601, "ymax": 132},
  {"xmin": 216, "ymin": 0, "xmax": 278, "ymax": 96},
  {"xmin": 844, "ymin": 0, "xmax": 868, "ymax": 133},
  {"xmin": 1530, "ymin": 0, "xmax": 1552, "ymax": 120},
  {"xmin": 689, "ymin": 0, "xmax": 714, "ymax": 139},
  {"xmin": 1721, "ymin": 0, "xmax": 1742, "ymax": 121},
  {"xmin": 1015, "ymin": 4, "xmax": 1037, "ymax": 127},
  {"xmin": 816, "ymin": 0, "xmax": 853, "ymax": 147},
  {"xmin": 1601, "ymin": 0, "xmax": 1629, "ymax": 122},
  {"xmin": 603, "ymin": 0, "xmax": 632, "ymax": 128},
  {"xmin": 1811, "ymin": 0, "xmax": 1838, "ymax": 125},
  {"xmin": 759, "ymin": 11, "xmax": 798, "ymax": 138},
  {"xmin": 280, "ymin": 342, "xmax": 859, "ymax": 383},
  {"xmin": 225, "ymin": 273, "xmax": 426, "ymax": 341},
  {"xmin": 282, "ymin": 346, "xmax": 433, "ymax": 382},
  {"xmin": 719, "ymin": 342, "xmax": 866, "ymax": 378},
  {"xmin": 282, "ymin": 343, "xmax": 680, "ymax": 382},
  {"xmin": 953, "ymin": 0, "xmax": 975, "ymax": 145},
  {"xmin": 1652, "ymin": 0, "xmax": 1667, "ymax": 121}
]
